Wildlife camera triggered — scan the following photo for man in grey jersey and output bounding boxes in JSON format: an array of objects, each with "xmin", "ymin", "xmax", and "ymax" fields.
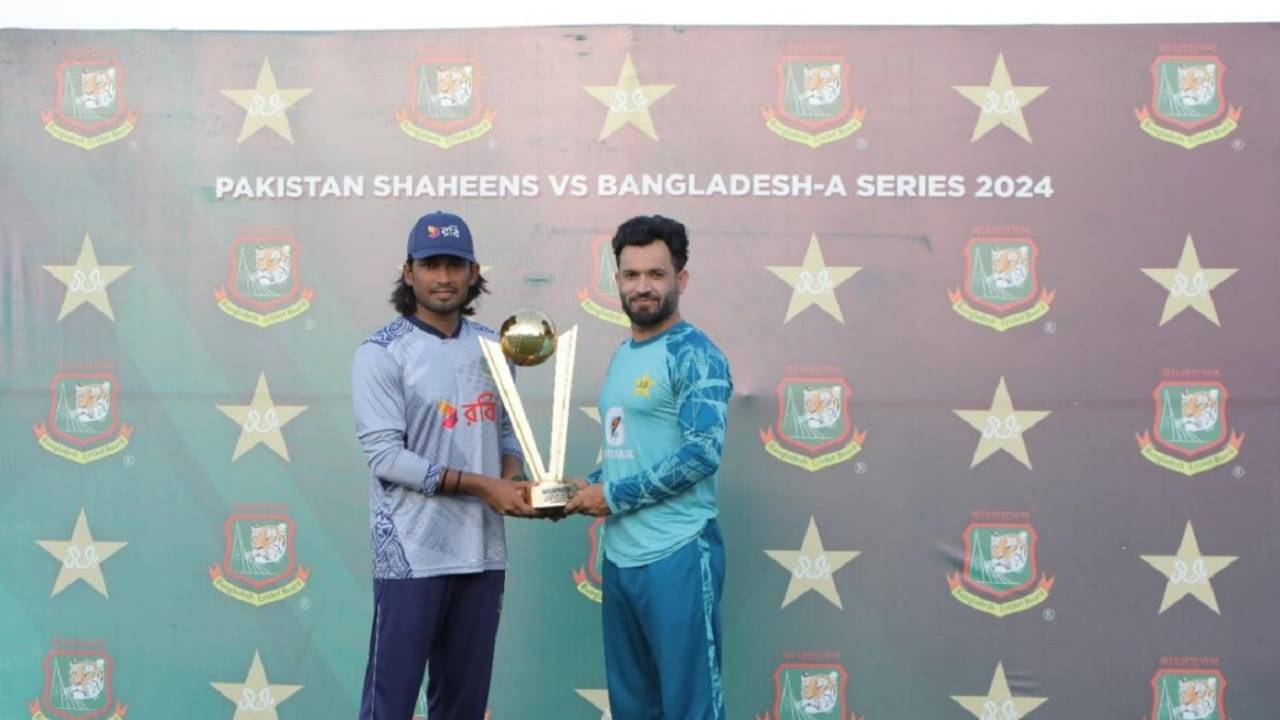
[{"xmin": 352, "ymin": 210, "xmax": 531, "ymax": 720}]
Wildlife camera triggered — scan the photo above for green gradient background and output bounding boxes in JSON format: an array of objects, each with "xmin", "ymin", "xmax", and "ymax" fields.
[{"xmin": 2, "ymin": 25, "xmax": 1279, "ymax": 719}]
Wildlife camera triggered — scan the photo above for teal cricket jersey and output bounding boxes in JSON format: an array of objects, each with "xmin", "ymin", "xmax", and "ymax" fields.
[{"xmin": 588, "ymin": 320, "xmax": 733, "ymax": 568}]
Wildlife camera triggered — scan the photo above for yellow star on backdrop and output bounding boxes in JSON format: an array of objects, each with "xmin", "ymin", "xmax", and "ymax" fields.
[
  {"xmin": 951, "ymin": 661, "xmax": 1048, "ymax": 719},
  {"xmin": 222, "ymin": 58, "xmax": 312, "ymax": 143},
  {"xmin": 1140, "ymin": 520, "xmax": 1237, "ymax": 614},
  {"xmin": 36, "ymin": 508, "xmax": 127, "ymax": 598},
  {"xmin": 575, "ymin": 689, "xmax": 612, "ymax": 720},
  {"xmin": 43, "ymin": 234, "xmax": 131, "ymax": 321},
  {"xmin": 211, "ymin": 650, "xmax": 302, "ymax": 720},
  {"xmin": 217, "ymin": 373, "xmax": 307, "ymax": 462},
  {"xmin": 766, "ymin": 234, "xmax": 861, "ymax": 323},
  {"xmin": 953, "ymin": 53, "xmax": 1048, "ymax": 142},
  {"xmin": 582, "ymin": 54, "xmax": 675, "ymax": 141},
  {"xmin": 1141, "ymin": 234, "xmax": 1237, "ymax": 327},
  {"xmin": 953, "ymin": 376, "xmax": 1050, "ymax": 469},
  {"xmin": 765, "ymin": 516, "xmax": 861, "ymax": 609},
  {"xmin": 581, "ymin": 406, "xmax": 603, "ymax": 463}
]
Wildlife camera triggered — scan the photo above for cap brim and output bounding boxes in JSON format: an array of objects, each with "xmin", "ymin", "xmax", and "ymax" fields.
[{"xmin": 409, "ymin": 248, "xmax": 476, "ymax": 262}]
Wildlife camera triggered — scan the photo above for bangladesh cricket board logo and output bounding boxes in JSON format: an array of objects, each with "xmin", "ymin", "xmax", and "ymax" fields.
[
  {"xmin": 42, "ymin": 54, "xmax": 137, "ymax": 150},
  {"xmin": 33, "ymin": 370, "xmax": 132, "ymax": 464},
  {"xmin": 26, "ymin": 641, "xmax": 127, "ymax": 720},
  {"xmin": 572, "ymin": 517, "xmax": 606, "ymax": 603},
  {"xmin": 949, "ymin": 236, "xmax": 1053, "ymax": 332},
  {"xmin": 946, "ymin": 522, "xmax": 1054, "ymax": 618},
  {"xmin": 1149, "ymin": 666, "xmax": 1225, "ymax": 720},
  {"xmin": 209, "ymin": 506, "xmax": 310, "ymax": 607},
  {"xmin": 213, "ymin": 234, "xmax": 314, "ymax": 327},
  {"xmin": 577, "ymin": 235, "xmax": 629, "ymax": 328},
  {"xmin": 1135, "ymin": 54, "xmax": 1240, "ymax": 149},
  {"xmin": 760, "ymin": 376, "xmax": 865, "ymax": 472},
  {"xmin": 755, "ymin": 656, "xmax": 862, "ymax": 720},
  {"xmin": 1136, "ymin": 378, "xmax": 1243, "ymax": 476},
  {"xmin": 761, "ymin": 56, "xmax": 865, "ymax": 149},
  {"xmin": 396, "ymin": 57, "xmax": 495, "ymax": 149}
]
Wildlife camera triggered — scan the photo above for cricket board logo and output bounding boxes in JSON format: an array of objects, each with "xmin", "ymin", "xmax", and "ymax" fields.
[
  {"xmin": 946, "ymin": 513, "xmax": 1054, "ymax": 618},
  {"xmin": 577, "ymin": 234, "xmax": 630, "ymax": 328},
  {"xmin": 209, "ymin": 505, "xmax": 310, "ymax": 607},
  {"xmin": 760, "ymin": 373, "xmax": 865, "ymax": 472},
  {"xmin": 33, "ymin": 368, "xmax": 132, "ymax": 464},
  {"xmin": 213, "ymin": 233, "xmax": 314, "ymax": 327},
  {"xmin": 1135, "ymin": 47, "xmax": 1240, "ymax": 149},
  {"xmin": 26, "ymin": 641, "xmax": 127, "ymax": 720},
  {"xmin": 42, "ymin": 53, "xmax": 138, "ymax": 150},
  {"xmin": 1136, "ymin": 370, "xmax": 1242, "ymax": 476},
  {"xmin": 755, "ymin": 652, "xmax": 863, "ymax": 720},
  {"xmin": 1147, "ymin": 660, "xmax": 1225, "ymax": 720},
  {"xmin": 761, "ymin": 56, "xmax": 866, "ymax": 148},
  {"xmin": 572, "ymin": 517, "xmax": 607, "ymax": 603},
  {"xmin": 396, "ymin": 57, "xmax": 495, "ymax": 149},
  {"xmin": 949, "ymin": 232, "xmax": 1054, "ymax": 332}
]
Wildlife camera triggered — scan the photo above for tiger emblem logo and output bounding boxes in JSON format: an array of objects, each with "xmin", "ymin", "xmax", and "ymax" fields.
[
  {"xmin": 1175, "ymin": 677, "xmax": 1217, "ymax": 720},
  {"xmin": 1177, "ymin": 64, "xmax": 1217, "ymax": 108},
  {"xmin": 74, "ymin": 381, "xmax": 111, "ymax": 424},
  {"xmin": 67, "ymin": 658, "xmax": 106, "ymax": 701},
  {"xmin": 1179, "ymin": 390, "xmax": 1219, "ymax": 433},
  {"xmin": 990, "ymin": 246, "xmax": 1030, "ymax": 289},
  {"xmin": 799, "ymin": 671, "xmax": 839, "ymax": 715},
  {"xmin": 434, "ymin": 65, "xmax": 473, "ymax": 108},
  {"xmin": 801, "ymin": 386, "xmax": 842, "ymax": 430},
  {"xmin": 247, "ymin": 523, "xmax": 288, "ymax": 566},
  {"xmin": 988, "ymin": 531, "xmax": 1029, "ymax": 575},
  {"xmin": 801, "ymin": 64, "xmax": 842, "ymax": 107},
  {"xmin": 75, "ymin": 68, "xmax": 117, "ymax": 111},
  {"xmin": 253, "ymin": 245, "xmax": 291, "ymax": 287}
]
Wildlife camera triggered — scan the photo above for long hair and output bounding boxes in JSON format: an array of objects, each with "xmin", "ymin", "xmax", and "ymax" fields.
[{"xmin": 391, "ymin": 257, "xmax": 489, "ymax": 316}]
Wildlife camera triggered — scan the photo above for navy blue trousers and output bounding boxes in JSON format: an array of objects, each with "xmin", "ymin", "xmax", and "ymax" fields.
[{"xmin": 358, "ymin": 570, "xmax": 504, "ymax": 720}]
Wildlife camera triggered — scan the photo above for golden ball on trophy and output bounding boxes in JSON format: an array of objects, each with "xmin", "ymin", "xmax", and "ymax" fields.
[{"xmin": 498, "ymin": 309, "xmax": 557, "ymax": 367}]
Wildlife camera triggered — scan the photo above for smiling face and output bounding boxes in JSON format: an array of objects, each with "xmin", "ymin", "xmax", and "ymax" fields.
[{"xmin": 616, "ymin": 241, "xmax": 687, "ymax": 330}]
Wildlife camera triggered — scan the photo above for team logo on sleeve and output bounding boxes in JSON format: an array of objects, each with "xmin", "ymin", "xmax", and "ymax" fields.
[
  {"xmin": 946, "ymin": 511, "xmax": 1053, "ymax": 618},
  {"xmin": 1148, "ymin": 659, "xmax": 1226, "ymax": 720},
  {"xmin": 761, "ymin": 56, "xmax": 865, "ymax": 148},
  {"xmin": 33, "ymin": 367, "xmax": 132, "ymax": 464},
  {"xmin": 1136, "ymin": 46, "xmax": 1240, "ymax": 149},
  {"xmin": 577, "ymin": 235, "xmax": 630, "ymax": 327},
  {"xmin": 396, "ymin": 57, "xmax": 495, "ymax": 148},
  {"xmin": 571, "ymin": 517, "xmax": 607, "ymax": 603},
  {"xmin": 949, "ymin": 230, "xmax": 1053, "ymax": 331},
  {"xmin": 209, "ymin": 505, "xmax": 310, "ymax": 607},
  {"xmin": 42, "ymin": 53, "xmax": 137, "ymax": 150},
  {"xmin": 1136, "ymin": 370, "xmax": 1242, "ymax": 476},
  {"xmin": 760, "ymin": 371, "xmax": 865, "ymax": 472},
  {"xmin": 214, "ymin": 233, "xmax": 314, "ymax": 327},
  {"xmin": 755, "ymin": 652, "xmax": 863, "ymax": 720},
  {"xmin": 26, "ymin": 641, "xmax": 127, "ymax": 720}
]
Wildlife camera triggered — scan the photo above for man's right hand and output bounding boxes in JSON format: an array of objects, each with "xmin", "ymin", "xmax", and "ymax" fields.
[{"xmin": 457, "ymin": 472, "xmax": 535, "ymax": 517}]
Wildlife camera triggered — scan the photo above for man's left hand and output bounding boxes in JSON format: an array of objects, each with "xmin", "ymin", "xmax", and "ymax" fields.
[{"xmin": 563, "ymin": 481, "xmax": 611, "ymax": 517}]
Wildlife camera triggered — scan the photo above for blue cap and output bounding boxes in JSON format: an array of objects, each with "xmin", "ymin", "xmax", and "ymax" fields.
[{"xmin": 407, "ymin": 211, "xmax": 475, "ymax": 262}]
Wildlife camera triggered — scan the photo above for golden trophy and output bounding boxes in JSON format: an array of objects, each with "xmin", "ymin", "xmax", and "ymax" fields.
[{"xmin": 477, "ymin": 309, "xmax": 578, "ymax": 511}]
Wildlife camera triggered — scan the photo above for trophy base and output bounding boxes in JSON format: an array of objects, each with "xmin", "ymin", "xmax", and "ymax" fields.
[{"xmin": 530, "ymin": 481, "xmax": 574, "ymax": 511}]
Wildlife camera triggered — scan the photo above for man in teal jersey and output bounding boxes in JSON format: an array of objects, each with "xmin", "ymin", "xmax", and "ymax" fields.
[{"xmin": 564, "ymin": 215, "xmax": 733, "ymax": 720}]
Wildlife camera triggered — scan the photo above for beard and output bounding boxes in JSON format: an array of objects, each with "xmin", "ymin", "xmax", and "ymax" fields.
[
  {"xmin": 414, "ymin": 284, "xmax": 469, "ymax": 316},
  {"xmin": 620, "ymin": 288, "xmax": 678, "ymax": 327}
]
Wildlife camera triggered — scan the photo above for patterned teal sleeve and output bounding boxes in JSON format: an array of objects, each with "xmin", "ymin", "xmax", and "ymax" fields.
[{"xmin": 605, "ymin": 329, "xmax": 732, "ymax": 513}]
